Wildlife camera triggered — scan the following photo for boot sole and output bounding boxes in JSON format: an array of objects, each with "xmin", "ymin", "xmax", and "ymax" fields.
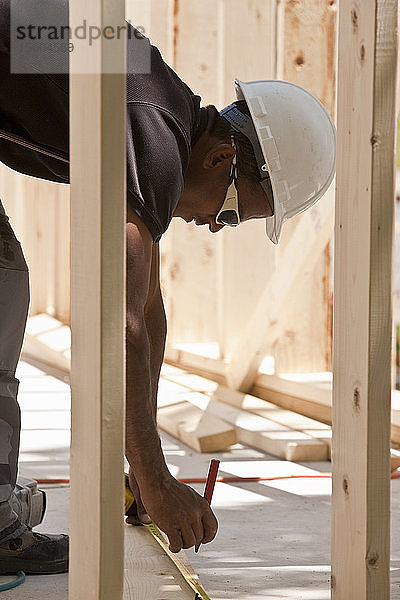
[{"xmin": 0, "ymin": 558, "xmax": 68, "ymax": 575}]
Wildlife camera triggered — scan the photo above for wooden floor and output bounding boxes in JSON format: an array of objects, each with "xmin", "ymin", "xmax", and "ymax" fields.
[{"xmin": 124, "ymin": 525, "xmax": 195, "ymax": 600}]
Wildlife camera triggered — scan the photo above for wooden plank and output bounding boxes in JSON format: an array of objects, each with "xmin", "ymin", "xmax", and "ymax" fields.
[
  {"xmin": 213, "ymin": 384, "xmax": 332, "ymax": 451},
  {"xmin": 252, "ymin": 378, "xmax": 332, "ymax": 426},
  {"xmin": 253, "ymin": 372, "xmax": 332, "ymax": 424},
  {"xmin": 163, "ymin": 362, "xmax": 400, "ymax": 445},
  {"xmin": 255, "ymin": 374, "xmax": 400, "ymax": 445},
  {"xmin": 123, "ymin": 524, "xmax": 195, "ymax": 600},
  {"xmin": 164, "ymin": 347, "xmax": 227, "ymax": 384},
  {"xmin": 161, "ymin": 366, "xmax": 332, "ymax": 453},
  {"xmin": 69, "ymin": 0, "xmax": 126, "ymax": 597},
  {"xmin": 157, "ymin": 376, "xmax": 237, "ymax": 452},
  {"xmin": 162, "ymin": 364, "xmax": 332, "ymax": 440},
  {"xmin": 157, "ymin": 401, "xmax": 237, "ymax": 453},
  {"xmin": 255, "ymin": 372, "xmax": 332, "ymax": 408},
  {"xmin": 331, "ymin": 0, "xmax": 397, "ymax": 597},
  {"xmin": 160, "ymin": 372, "xmax": 329, "ymax": 462}
]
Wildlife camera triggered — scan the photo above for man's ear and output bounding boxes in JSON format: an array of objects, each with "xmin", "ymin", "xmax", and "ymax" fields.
[{"xmin": 203, "ymin": 143, "xmax": 235, "ymax": 170}]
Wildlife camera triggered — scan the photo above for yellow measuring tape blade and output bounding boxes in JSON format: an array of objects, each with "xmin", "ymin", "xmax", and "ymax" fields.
[{"xmin": 143, "ymin": 522, "xmax": 211, "ymax": 600}]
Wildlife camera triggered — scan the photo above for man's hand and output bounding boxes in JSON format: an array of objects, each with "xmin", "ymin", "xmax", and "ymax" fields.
[{"xmin": 128, "ymin": 470, "xmax": 218, "ymax": 553}]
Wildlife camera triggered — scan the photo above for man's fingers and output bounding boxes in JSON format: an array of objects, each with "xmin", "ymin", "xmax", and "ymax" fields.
[
  {"xmin": 180, "ymin": 526, "xmax": 196, "ymax": 550},
  {"xmin": 201, "ymin": 509, "xmax": 218, "ymax": 544},
  {"xmin": 136, "ymin": 498, "xmax": 151, "ymax": 524},
  {"xmin": 191, "ymin": 519, "xmax": 204, "ymax": 547},
  {"xmin": 168, "ymin": 530, "xmax": 183, "ymax": 554}
]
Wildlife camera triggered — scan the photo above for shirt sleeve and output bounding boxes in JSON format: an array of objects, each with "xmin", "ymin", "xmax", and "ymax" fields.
[{"xmin": 126, "ymin": 102, "xmax": 189, "ymax": 243}]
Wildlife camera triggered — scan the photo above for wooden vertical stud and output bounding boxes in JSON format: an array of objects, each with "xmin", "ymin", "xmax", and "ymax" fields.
[
  {"xmin": 69, "ymin": 0, "xmax": 126, "ymax": 598},
  {"xmin": 161, "ymin": 0, "xmax": 222, "ymax": 350},
  {"xmin": 216, "ymin": 0, "xmax": 277, "ymax": 361},
  {"xmin": 332, "ymin": 0, "xmax": 398, "ymax": 598},
  {"xmin": 273, "ymin": 0, "xmax": 337, "ymax": 375}
]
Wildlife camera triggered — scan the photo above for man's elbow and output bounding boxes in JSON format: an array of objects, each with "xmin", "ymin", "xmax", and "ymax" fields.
[{"xmin": 126, "ymin": 312, "xmax": 148, "ymax": 348}]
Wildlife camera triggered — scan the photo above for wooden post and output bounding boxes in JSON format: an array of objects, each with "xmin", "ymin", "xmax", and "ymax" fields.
[
  {"xmin": 160, "ymin": 0, "xmax": 222, "ymax": 350},
  {"xmin": 331, "ymin": 1, "xmax": 398, "ymax": 598},
  {"xmin": 159, "ymin": 0, "xmax": 277, "ymax": 358},
  {"xmin": 219, "ymin": 0, "xmax": 337, "ymax": 390},
  {"xmin": 273, "ymin": 0, "xmax": 336, "ymax": 374},
  {"xmin": 69, "ymin": 0, "xmax": 126, "ymax": 598},
  {"xmin": 216, "ymin": 0, "xmax": 277, "ymax": 361}
]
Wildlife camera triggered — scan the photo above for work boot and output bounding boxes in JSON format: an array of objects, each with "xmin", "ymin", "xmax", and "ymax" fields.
[{"xmin": 0, "ymin": 529, "xmax": 69, "ymax": 574}]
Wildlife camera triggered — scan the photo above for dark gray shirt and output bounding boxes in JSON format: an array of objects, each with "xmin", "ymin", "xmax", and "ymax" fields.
[{"xmin": 0, "ymin": 0, "xmax": 209, "ymax": 241}]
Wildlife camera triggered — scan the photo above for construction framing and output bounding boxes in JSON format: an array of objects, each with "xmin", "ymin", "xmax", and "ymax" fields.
[
  {"xmin": 68, "ymin": 0, "xmax": 126, "ymax": 598},
  {"xmin": 331, "ymin": 0, "xmax": 398, "ymax": 597},
  {"xmin": 0, "ymin": 0, "xmax": 397, "ymax": 598}
]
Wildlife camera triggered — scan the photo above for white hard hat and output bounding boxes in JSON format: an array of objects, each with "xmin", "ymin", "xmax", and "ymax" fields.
[{"xmin": 225, "ymin": 79, "xmax": 336, "ymax": 244}]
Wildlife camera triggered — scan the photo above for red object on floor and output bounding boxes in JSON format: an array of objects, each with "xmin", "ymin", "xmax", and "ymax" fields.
[{"xmin": 34, "ymin": 472, "xmax": 400, "ymax": 485}]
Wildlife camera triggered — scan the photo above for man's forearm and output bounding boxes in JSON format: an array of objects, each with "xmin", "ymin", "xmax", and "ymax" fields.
[
  {"xmin": 125, "ymin": 324, "xmax": 168, "ymax": 487},
  {"xmin": 144, "ymin": 290, "xmax": 167, "ymax": 418}
]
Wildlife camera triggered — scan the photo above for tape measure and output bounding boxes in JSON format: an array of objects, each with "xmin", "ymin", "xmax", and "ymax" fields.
[
  {"xmin": 125, "ymin": 474, "xmax": 211, "ymax": 600},
  {"xmin": 143, "ymin": 522, "xmax": 211, "ymax": 600}
]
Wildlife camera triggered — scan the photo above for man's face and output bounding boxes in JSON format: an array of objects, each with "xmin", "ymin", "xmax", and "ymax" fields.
[
  {"xmin": 173, "ymin": 134, "xmax": 273, "ymax": 232},
  {"xmin": 179, "ymin": 177, "xmax": 273, "ymax": 234}
]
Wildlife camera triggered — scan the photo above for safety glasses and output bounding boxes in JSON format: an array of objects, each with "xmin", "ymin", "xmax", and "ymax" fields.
[{"xmin": 216, "ymin": 136, "xmax": 240, "ymax": 227}]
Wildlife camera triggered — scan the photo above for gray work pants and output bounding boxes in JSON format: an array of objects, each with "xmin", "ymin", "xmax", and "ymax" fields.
[{"xmin": 0, "ymin": 198, "xmax": 29, "ymax": 541}]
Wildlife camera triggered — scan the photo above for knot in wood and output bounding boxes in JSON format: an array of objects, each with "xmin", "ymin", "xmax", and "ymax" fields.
[
  {"xmin": 331, "ymin": 574, "xmax": 336, "ymax": 590},
  {"xmin": 351, "ymin": 8, "xmax": 358, "ymax": 32},
  {"xmin": 370, "ymin": 133, "xmax": 380, "ymax": 148},
  {"xmin": 360, "ymin": 44, "xmax": 365, "ymax": 61},
  {"xmin": 353, "ymin": 387, "xmax": 360, "ymax": 413},
  {"xmin": 342, "ymin": 476, "xmax": 349, "ymax": 496},
  {"xmin": 295, "ymin": 53, "xmax": 305, "ymax": 70},
  {"xmin": 367, "ymin": 552, "xmax": 379, "ymax": 568}
]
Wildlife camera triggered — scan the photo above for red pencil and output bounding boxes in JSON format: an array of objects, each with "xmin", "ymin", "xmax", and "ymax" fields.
[{"xmin": 195, "ymin": 459, "xmax": 220, "ymax": 553}]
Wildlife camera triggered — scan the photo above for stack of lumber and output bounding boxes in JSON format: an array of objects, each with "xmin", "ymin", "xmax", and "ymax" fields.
[
  {"xmin": 157, "ymin": 365, "xmax": 332, "ymax": 461},
  {"xmin": 157, "ymin": 378, "xmax": 237, "ymax": 453},
  {"xmin": 158, "ymin": 366, "xmax": 400, "ymax": 471}
]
